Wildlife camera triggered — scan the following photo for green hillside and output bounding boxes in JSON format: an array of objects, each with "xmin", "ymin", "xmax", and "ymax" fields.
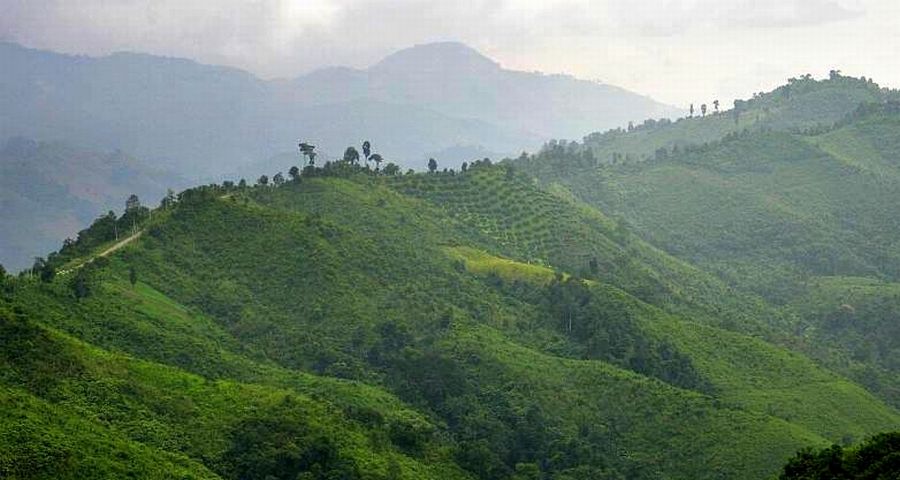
[
  {"xmin": 567, "ymin": 74, "xmax": 898, "ymax": 168},
  {"xmin": 3, "ymin": 157, "xmax": 899, "ymax": 479},
  {"xmin": 516, "ymin": 88, "xmax": 900, "ymax": 411},
  {"xmin": 388, "ymin": 162, "xmax": 786, "ymax": 335}
]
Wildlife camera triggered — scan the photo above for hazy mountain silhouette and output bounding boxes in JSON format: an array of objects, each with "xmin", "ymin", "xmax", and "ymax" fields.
[{"xmin": 0, "ymin": 41, "xmax": 678, "ymax": 177}]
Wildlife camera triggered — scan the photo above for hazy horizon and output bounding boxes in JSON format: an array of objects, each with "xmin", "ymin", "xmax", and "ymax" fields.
[{"xmin": 2, "ymin": 0, "xmax": 898, "ymax": 107}]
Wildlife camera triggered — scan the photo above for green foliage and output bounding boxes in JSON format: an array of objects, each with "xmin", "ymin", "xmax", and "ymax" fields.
[
  {"xmin": 224, "ymin": 414, "xmax": 358, "ymax": 480},
  {"xmin": 0, "ymin": 306, "xmax": 467, "ymax": 480},
  {"xmin": 780, "ymin": 432, "xmax": 900, "ymax": 479},
  {"xmin": 516, "ymin": 88, "xmax": 900, "ymax": 409},
  {"xmin": 5, "ymin": 89, "xmax": 900, "ymax": 478},
  {"xmin": 67, "ymin": 258, "xmax": 109, "ymax": 300}
]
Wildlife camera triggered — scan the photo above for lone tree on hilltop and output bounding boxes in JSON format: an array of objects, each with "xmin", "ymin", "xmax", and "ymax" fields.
[
  {"xmin": 343, "ymin": 146, "xmax": 360, "ymax": 165},
  {"xmin": 428, "ymin": 158, "xmax": 438, "ymax": 173},
  {"xmin": 258, "ymin": 174, "xmax": 269, "ymax": 186},
  {"xmin": 689, "ymin": 103, "xmax": 694, "ymax": 118},
  {"xmin": 160, "ymin": 189, "xmax": 177, "ymax": 209},
  {"xmin": 713, "ymin": 100, "xmax": 720, "ymax": 113},
  {"xmin": 362, "ymin": 140, "xmax": 372, "ymax": 164},
  {"xmin": 126, "ymin": 194, "xmax": 141, "ymax": 213},
  {"xmin": 701, "ymin": 104, "xmax": 708, "ymax": 117},
  {"xmin": 125, "ymin": 194, "xmax": 144, "ymax": 233},
  {"xmin": 273, "ymin": 172, "xmax": 285, "ymax": 186},
  {"xmin": 382, "ymin": 163, "xmax": 400, "ymax": 175},
  {"xmin": 288, "ymin": 166, "xmax": 300, "ymax": 181}
]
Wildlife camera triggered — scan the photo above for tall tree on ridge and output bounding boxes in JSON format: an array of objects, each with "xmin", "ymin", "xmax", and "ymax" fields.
[
  {"xmin": 370, "ymin": 154, "xmax": 383, "ymax": 171},
  {"xmin": 299, "ymin": 142, "xmax": 317, "ymax": 166},
  {"xmin": 344, "ymin": 146, "xmax": 360, "ymax": 165},
  {"xmin": 125, "ymin": 194, "xmax": 141, "ymax": 213},
  {"xmin": 362, "ymin": 140, "xmax": 372, "ymax": 167},
  {"xmin": 125, "ymin": 194, "xmax": 142, "ymax": 234}
]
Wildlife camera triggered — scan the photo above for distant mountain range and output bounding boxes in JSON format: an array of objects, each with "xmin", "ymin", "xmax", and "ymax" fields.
[{"xmin": 0, "ymin": 41, "xmax": 679, "ymax": 178}]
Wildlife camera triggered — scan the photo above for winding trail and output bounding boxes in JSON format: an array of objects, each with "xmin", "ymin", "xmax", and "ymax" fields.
[{"xmin": 57, "ymin": 231, "xmax": 143, "ymax": 276}]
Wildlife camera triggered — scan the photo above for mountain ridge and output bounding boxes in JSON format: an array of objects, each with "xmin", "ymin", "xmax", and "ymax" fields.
[
  {"xmin": 3, "ymin": 160, "xmax": 898, "ymax": 479},
  {"xmin": 0, "ymin": 40, "xmax": 676, "ymax": 177}
]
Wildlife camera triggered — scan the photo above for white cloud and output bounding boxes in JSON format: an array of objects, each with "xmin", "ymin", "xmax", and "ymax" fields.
[{"xmin": 0, "ymin": 0, "xmax": 896, "ymax": 104}]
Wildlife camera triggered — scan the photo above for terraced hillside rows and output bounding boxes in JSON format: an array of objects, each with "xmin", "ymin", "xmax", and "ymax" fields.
[
  {"xmin": 387, "ymin": 162, "xmax": 785, "ymax": 335},
  {"xmin": 516, "ymin": 97, "xmax": 900, "ymax": 410},
  {"xmin": 3, "ymin": 167, "xmax": 899, "ymax": 479}
]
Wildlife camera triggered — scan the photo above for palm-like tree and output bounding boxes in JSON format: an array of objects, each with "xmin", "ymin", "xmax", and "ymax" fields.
[
  {"xmin": 370, "ymin": 153, "xmax": 383, "ymax": 171},
  {"xmin": 362, "ymin": 140, "xmax": 372, "ymax": 167}
]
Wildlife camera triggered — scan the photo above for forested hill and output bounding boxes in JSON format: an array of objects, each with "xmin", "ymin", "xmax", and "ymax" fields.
[
  {"xmin": 3, "ymin": 158, "xmax": 899, "ymax": 479},
  {"xmin": 523, "ymin": 73, "xmax": 899, "ymax": 170},
  {"xmin": 515, "ymin": 78, "xmax": 900, "ymax": 416}
]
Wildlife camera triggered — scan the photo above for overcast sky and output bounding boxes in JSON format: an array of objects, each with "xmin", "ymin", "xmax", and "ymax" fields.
[{"xmin": 1, "ymin": 0, "xmax": 897, "ymax": 106}]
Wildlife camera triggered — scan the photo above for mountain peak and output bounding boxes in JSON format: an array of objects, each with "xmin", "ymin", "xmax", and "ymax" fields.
[{"xmin": 370, "ymin": 41, "xmax": 500, "ymax": 74}]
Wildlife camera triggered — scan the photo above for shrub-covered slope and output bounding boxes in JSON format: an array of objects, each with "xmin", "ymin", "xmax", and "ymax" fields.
[
  {"xmin": 516, "ymin": 99, "xmax": 900, "ymax": 409},
  {"xmin": 4, "ymin": 166, "xmax": 898, "ymax": 479},
  {"xmin": 1, "ymin": 290, "xmax": 470, "ymax": 480},
  {"xmin": 563, "ymin": 75, "xmax": 898, "ymax": 169}
]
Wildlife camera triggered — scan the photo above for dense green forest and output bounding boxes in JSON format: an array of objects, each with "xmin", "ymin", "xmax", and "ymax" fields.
[
  {"xmin": 779, "ymin": 432, "xmax": 900, "ymax": 479},
  {"xmin": 3, "ymin": 75, "xmax": 900, "ymax": 479}
]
